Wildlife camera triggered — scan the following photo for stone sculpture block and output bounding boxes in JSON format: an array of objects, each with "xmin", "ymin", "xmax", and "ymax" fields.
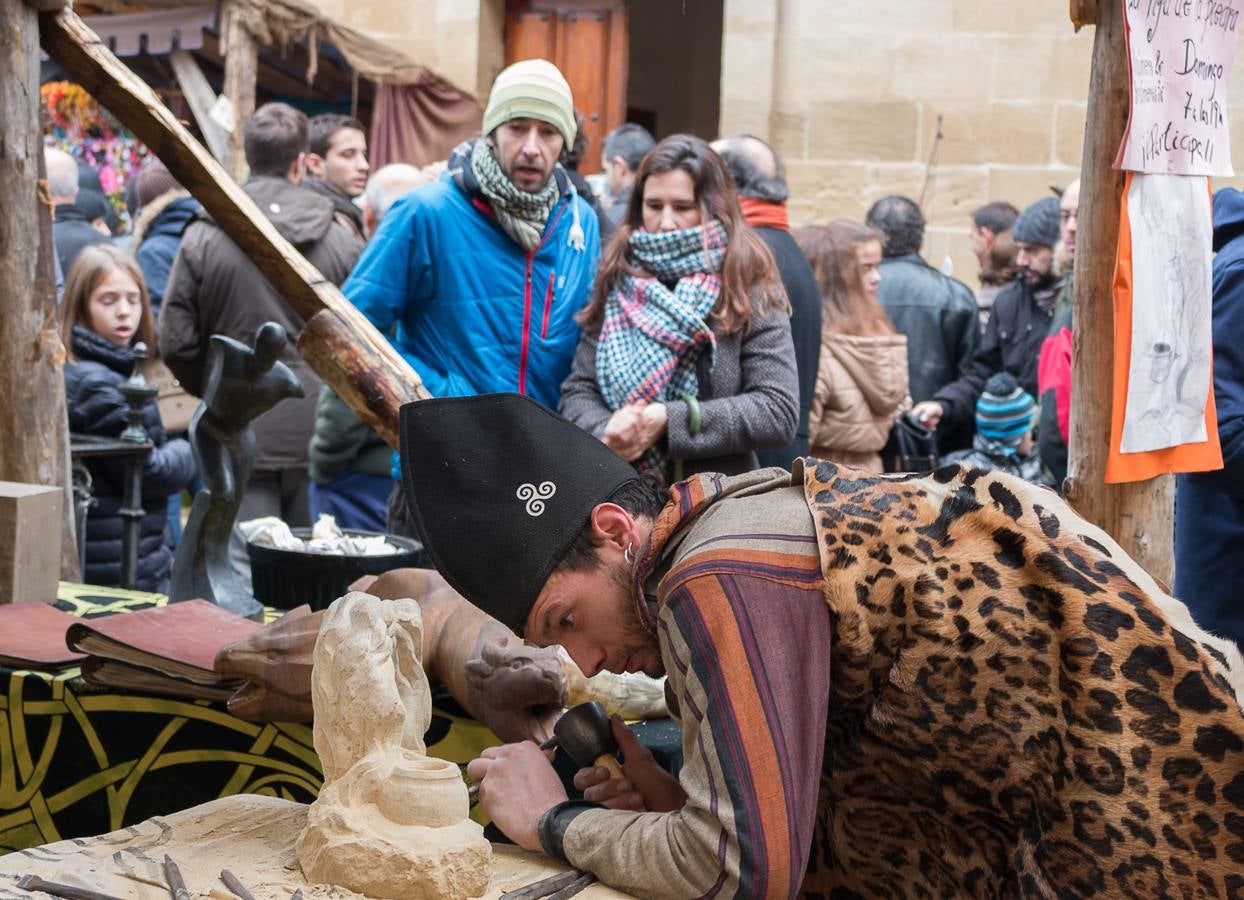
[{"xmin": 295, "ymin": 591, "xmax": 490, "ymax": 899}]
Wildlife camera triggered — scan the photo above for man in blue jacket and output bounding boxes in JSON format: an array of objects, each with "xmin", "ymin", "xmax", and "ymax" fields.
[
  {"xmin": 1175, "ymin": 187, "xmax": 1244, "ymax": 649},
  {"xmin": 342, "ymin": 58, "xmax": 600, "ymax": 533}
]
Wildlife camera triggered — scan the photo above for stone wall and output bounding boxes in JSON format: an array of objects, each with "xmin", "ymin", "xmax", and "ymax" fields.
[
  {"xmin": 309, "ymin": 0, "xmax": 503, "ymax": 99},
  {"xmin": 721, "ymin": 0, "xmax": 1244, "ymax": 284}
]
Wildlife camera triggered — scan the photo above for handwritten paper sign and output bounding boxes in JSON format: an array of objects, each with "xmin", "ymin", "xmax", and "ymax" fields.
[{"xmin": 1117, "ymin": 0, "xmax": 1241, "ymax": 176}]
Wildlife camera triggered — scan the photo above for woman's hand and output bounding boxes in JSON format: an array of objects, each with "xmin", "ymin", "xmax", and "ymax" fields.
[
  {"xmin": 467, "ymin": 742, "xmax": 567, "ymax": 852},
  {"xmin": 639, "ymin": 403, "xmax": 668, "ymax": 447},
  {"xmin": 572, "ymin": 716, "xmax": 687, "ymax": 813},
  {"xmin": 603, "ymin": 402, "xmax": 650, "ymax": 461}
]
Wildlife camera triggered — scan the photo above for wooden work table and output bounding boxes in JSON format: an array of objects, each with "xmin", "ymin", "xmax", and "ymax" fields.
[{"xmin": 0, "ymin": 795, "xmax": 635, "ymax": 899}]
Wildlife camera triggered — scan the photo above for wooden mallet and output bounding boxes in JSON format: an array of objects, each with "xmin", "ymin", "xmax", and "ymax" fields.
[{"xmin": 540, "ymin": 701, "xmax": 625, "ymax": 780}]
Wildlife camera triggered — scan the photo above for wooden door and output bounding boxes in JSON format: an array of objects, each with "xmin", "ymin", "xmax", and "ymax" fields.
[{"xmin": 504, "ymin": 0, "xmax": 627, "ymax": 174}]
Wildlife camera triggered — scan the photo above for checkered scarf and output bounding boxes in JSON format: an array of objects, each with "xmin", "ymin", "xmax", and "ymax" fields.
[
  {"xmin": 595, "ymin": 222, "xmax": 727, "ymax": 468},
  {"xmin": 470, "ymin": 139, "xmax": 561, "ymax": 251}
]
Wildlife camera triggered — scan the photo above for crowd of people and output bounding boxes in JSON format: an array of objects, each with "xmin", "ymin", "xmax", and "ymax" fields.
[
  {"xmin": 44, "ymin": 55, "xmax": 1244, "ymax": 899},
  {"xmin": 48, "ymin": 57, "xmax": 1167, "ymax": 610}
]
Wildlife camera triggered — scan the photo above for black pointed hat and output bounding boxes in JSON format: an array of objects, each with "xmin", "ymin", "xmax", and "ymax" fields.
[{"xmin": 399, "ymin": 394, "xmax": 638, "ymax": 635}]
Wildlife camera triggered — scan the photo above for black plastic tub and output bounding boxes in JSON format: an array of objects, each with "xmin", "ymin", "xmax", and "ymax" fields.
[{"xmin": 246, "ymin": 528, "xmax": 425, "ymax": 610}]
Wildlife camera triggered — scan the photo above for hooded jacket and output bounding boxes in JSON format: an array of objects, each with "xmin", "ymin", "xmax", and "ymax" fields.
[
  {"xmin": 133, "ymin": 190, "xmax": 202, "ymax": 316},
  {"xmin": 1174, "ymin": 187, "xmax": 1244, "ymax": 647},
  {"xmin": 342, "ymin": 140, "xmax": 600, "ymax": 411},
  {"xmin": 65, "ymin": 326, "xmax": 195, "ymax": 592},
  {"xmin": 304, "ymin": 176, "xmax": 367, "ymax": 243},
  {"xmin": 159, "ymin": 176, "xmax": 361, "ymax": 471},
  {"xmin": 808, "ymin": 331, "xmax": 909, "ymax": 471}
]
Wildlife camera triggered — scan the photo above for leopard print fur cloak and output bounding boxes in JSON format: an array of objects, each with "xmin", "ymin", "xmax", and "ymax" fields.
[{"xmin": 797, "ymin": 460, "xmax": 1244, "ymax": 898}]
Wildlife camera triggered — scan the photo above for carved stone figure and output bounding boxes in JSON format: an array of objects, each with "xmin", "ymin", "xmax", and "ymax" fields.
[
  {"xmin": 169, "ymin": 322, "xmax": 303, "ymax": 617},
  {"xmin": 295, "ymin": 591, "xmax": 490, "ymax": 899}
]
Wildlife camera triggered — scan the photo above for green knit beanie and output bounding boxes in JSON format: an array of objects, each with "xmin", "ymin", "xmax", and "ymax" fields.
[{"xmin": 482, "ymin": 59, "xmax": 577, "ymax": 149}]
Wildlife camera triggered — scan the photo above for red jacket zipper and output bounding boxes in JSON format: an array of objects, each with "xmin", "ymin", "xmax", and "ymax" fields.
[
  {"xmin": 516, "ymin": 201, "xmax": 570, "ymax": 395},
  {"xmin": 541, "ymin": 272, "xmax": 556, "ymax": 339}
]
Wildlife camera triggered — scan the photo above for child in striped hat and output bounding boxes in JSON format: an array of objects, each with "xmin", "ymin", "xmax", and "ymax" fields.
[{"xmin": 941, "ymin": 372, "xmax": 1045, "ymax": 483}]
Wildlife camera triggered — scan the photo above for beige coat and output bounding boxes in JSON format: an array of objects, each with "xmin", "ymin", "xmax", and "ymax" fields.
[{"xmin": 808, "ymin": 332, "xmax": 909, "ymax": 471}]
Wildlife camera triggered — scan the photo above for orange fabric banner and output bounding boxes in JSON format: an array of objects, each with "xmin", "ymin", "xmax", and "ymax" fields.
[{"xmin": 1105, "ymin": 172, "xmax": 1222, "ymax": 483}]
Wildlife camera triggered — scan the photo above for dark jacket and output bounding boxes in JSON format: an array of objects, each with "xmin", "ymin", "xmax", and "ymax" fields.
[
  {"xmin": 133, "ymin": 191, "xmax": 202, "ymax": 317},
  {"xmin": 307, "ymin": 385, "xmax": 392, "ymax": 484},
  {"xmin": 65, "ymin": 326, "xmax": 195, "ymax": 592},
  {"xmin": 53, "ymin": 203, "xmax": 110, "ymax": 276},
  {"xmin": 559, "ymin": 307, "xmax": 800, "ymax": 482},
  {"xmin": 1174, "ymin": 188, "xmax": 1244, "ymax": 648},
  {"xmin": 159, "ymin": 176, "xmax": 362, "ymax": 472},
  {"xmin": 304, "ymin": 176, "xmax": 367, "ymax": 244},
  {"xmin": 933, "ymin": 274, "xmax": 1058, "ymax": 436},
  {"xmin": 754, "ymin": 226, "xmax": 820, "ymax": 469},
  {"xmin": 876, "ymin": 253, "xmax": 979, "ymax": 404}
]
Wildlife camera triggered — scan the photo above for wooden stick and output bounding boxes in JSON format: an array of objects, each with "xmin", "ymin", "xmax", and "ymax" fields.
[
  {"xmin": 163, "ymin": 855, "xmax": 191, "ymax": 900},
  {"xmin": 220, "ymin": 869, "xmax": 257, "ymax": 900},
  {"xmin": 499, "ymin": 869, "xmax": 581, "ymax": 900},
  {"xmin": 38, "ymin": 7, "xmax": 429, "ymax": 450},
  {"xmin": 15, "ymin": 875, "xmax": 124, "ymax": 900}
]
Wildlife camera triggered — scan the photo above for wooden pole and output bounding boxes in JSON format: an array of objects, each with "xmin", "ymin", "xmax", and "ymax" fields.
[
  {"xmin": 39, "ymin": 7, "xmax": 430, "ymax": 451},
  {"xmin": 1064, "ymin": 0, "xmax": 1174, "ymax": 586},
  {"xmin": 221, "ymin": 0, "xmax": 257, "ymax": 182},
  {"xmin": 220, "ymin": 0, "xmax": 256, "ymax": 182},
  {"xmin": 167, "ymin": 49, "xmax": 231, "ymax": 163},
  {"xmin": 1, "ymin": 0, "xmax": 79, "ymax": 580}
]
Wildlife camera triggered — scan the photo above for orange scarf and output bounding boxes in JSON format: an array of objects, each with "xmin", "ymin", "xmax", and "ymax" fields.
[{"xmin": 738, "ymin": 197, "xmax": 789, "ymax": 232}]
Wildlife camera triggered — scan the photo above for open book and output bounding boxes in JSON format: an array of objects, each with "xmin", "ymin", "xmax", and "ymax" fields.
[{"xmin": 65, "ymin": 599, "xmax": 261, "ymax": 697}]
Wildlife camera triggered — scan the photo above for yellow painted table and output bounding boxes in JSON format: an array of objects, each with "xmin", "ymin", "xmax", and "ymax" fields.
[{"xmin": 0, "ymin": 584, "xmax": 501, "ymax": 853}]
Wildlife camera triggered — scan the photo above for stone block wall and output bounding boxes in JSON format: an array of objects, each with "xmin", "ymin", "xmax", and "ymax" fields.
[{"xmin": 721, "ymin": 0, "xmax": 1244, "ymax": 285}]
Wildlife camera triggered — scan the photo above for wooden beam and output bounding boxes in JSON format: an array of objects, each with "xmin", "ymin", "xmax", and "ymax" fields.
[
  {"xmin": 220, "ymin": 0, "xmax": 256, "ymax": 182},
  {"xmin": 167, "ymin": 49, "xmax": 230, "ymax": 163},
  {"xmin": 39, "ymin": 6, "xmax": 430, "ymax": 452},
  {"xmin": 1, "ymin": 1, "xmax": 79, "ymax": 579},
  {"xmin": 1065, "ymin": 0, "xmax": 1174, "ymax": 586}
]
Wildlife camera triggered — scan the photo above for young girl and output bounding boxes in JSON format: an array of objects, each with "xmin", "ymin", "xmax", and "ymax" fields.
[
  {"xmin": 60, "ymin": 244, "xmax": 194, "ymax": 593},
  {"xmin": 796, "ymin": 220, "xmax": 910, "ymax": 472}
]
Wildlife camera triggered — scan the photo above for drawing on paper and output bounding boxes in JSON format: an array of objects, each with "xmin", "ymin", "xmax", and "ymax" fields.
[{"xmin": 1120, "ymin": 173, "xmax": 1212, "ymax": 453}]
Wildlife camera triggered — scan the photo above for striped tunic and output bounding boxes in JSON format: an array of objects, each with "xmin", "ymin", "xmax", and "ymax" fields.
[{"xmin": 562, "ymin": 467, "xmax": 830, "ymax": 898}]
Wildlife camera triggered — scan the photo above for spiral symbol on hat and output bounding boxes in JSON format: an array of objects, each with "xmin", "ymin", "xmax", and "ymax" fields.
[{"xmin": 517, "ymin": 481, "xmax": 557, "ymax": 517}]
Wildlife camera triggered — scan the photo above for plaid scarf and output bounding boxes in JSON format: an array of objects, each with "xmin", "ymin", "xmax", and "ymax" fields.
[
  {"xmin": 470, "ymin": 139, "xmax": 561, "ymax": 251},
  {"xmin": 595, "ymin": 222, "xmax": 726, "ymax": 472}
]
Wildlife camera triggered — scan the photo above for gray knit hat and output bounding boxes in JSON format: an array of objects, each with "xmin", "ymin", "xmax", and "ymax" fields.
[{"xmin": 1012, "ymin": 196, "xmax": 1061, "ymax": 248}]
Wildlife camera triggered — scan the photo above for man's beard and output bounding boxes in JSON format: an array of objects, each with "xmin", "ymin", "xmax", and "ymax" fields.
[
  {"xmin": 605, "ymin": 559, "xmax": 663, "ymax": 676},
  {"xmin": 1021, "ymin": 266, "xmax": 1057, "ymax": 291}
]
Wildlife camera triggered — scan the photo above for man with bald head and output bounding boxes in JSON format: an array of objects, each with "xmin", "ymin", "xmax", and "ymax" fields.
[
  {"xmin": 713, "ymin": 134, "xmax": 820, "ymax": 467},
  {"xmin": 46, "ymin": 146, "xmax": 109, "ymax": 275}
]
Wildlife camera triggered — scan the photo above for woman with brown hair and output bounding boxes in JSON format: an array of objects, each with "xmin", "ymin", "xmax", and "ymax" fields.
[
  {"xmin": 796, "ymin": 220, "xmax": 909, "ymax": 472},
  {"xmin": 559, "ymin": 134, "xmax": 798, "ymax": 482}
]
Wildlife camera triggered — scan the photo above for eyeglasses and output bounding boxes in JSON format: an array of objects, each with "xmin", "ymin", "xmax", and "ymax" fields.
[{"xmin": 1060, "ymin": 209, "xmax": 1078, "ymax": 223}]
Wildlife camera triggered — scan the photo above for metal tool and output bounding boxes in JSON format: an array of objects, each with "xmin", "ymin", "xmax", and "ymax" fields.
[
  {"xmin": 14, "ymin": 876, "xmax": 123, "ymax": 900},
  {"xmin": 220, "ymin": 869, "xmax": 256, "ymax": 900},
  {"xmin": 163, "ymin": 855, "xmax": 191, "ymax": 900},
  {"xmin": 500, "ymin": 868, "xmax": 596, "ymax": 900},
  {"xmin": 540, "ymin": 701, "xmax": 624, "ymax": 780}
]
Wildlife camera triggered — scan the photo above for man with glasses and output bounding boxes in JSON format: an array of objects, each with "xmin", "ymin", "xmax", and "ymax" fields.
[{"xmin": 1037, "ymin": 178, "xmax": 1080, "ymax": 487}]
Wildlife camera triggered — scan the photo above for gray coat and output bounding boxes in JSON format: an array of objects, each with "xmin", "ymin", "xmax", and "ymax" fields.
[{"xmin": 559, "ymin": 308, "xmax": 800, "ymax": 480}]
